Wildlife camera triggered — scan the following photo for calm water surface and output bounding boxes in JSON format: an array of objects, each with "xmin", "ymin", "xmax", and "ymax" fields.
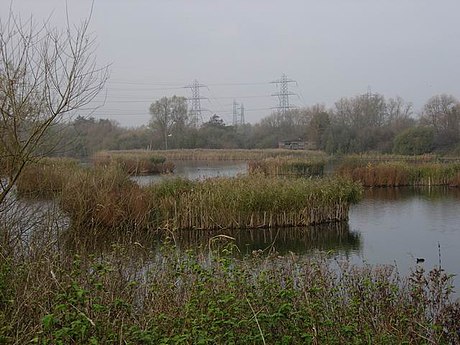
[
  {"xmin": 132, "ymin": 160, "xmax": 247, "ymax": 185},
  {"xmin": 135, "ymin": 162, "xmax": 460, "ymax": 289},
  {"xmin": 349, "ymin": 187, "xmax": 460, "ymax": 285}
]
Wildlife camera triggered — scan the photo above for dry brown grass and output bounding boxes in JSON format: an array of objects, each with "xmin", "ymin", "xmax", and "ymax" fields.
[
  {"xmin": 15, "ymin": 158, "xmax": 80, "ymax": 197},
  {"xmin": 248, "ymin": 156, "xmax": 326, "ymax": 177},
  {"xmin": 92, "ymin": 151, "xmax": 174, "ymax": 174},
  {"xmin": 336, "ymin": 159, "xmax": 460, "ymax": 187},
  {"xmin": 60, "ymin": 165, "xmax": 152, "ymax": 230},
  {"xmin": 130, "ymin": 148, "xmax": 327, "ymax": 161}
]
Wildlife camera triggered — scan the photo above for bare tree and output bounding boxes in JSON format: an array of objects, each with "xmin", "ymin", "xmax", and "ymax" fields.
[
  {"xmin": 385, "ymin": 96, "xmax": 414, "ymax": 132},
  {"xmin": 420, "ymin": 94, "xmax": 460, "ymax": 147},
  {"xmin": 0, "ymin": 8, "xmax": 108, "ymax": 206},
  {"xmin": 334, "ymin": 93, "xmax": 387, "ymax": 128}
]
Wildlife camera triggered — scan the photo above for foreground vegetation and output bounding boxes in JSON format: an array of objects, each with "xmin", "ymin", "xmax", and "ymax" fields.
[{"xmin": 0, "ymin": 226, "xmax": 458, "ymax": 344}]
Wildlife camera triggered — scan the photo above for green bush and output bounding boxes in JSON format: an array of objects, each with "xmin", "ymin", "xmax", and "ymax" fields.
[{"xmin": 393, "ymin": 127, "xmax": 434, "ymax": 155}]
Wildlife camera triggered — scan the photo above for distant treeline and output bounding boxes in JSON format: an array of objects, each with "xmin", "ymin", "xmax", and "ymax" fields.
[{"xmin": 55, "ymin": 93, "xmax": 460, "ymax": 157}]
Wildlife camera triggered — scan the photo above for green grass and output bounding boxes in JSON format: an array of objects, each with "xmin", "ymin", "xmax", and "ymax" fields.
[{"xmin": 0, "ymin": 240, "xmax": 458, "ymax": 344}]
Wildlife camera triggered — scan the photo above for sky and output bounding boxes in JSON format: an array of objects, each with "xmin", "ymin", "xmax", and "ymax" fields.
[{"xmin": 2, "ymin": 0, "xmax": 460, "ymax": 127}]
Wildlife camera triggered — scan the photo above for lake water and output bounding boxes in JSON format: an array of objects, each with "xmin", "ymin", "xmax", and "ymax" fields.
[
  {"xmin": 349, "ymin": 187, "xmax": 460, "ymax": 287},
  {"xmin": 132, "ymin": 160, "xmax": 247, "ymax": 186},
  {"xmin": 133, "ymin": 162, "xmax": 460, "ymax": 290}
]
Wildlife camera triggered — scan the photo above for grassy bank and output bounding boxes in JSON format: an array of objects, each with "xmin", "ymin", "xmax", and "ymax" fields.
[
  {"xmin": 128, "ymin": 148, "xmax": 327, "ymax": 161},
  {"xmin": 93, "ymin": 151, "xmax": 174, "ymax": 175},
  {"xmin": 336, "ymin": 159, "xmax": 460, "ymax": 187},
  {"xmin": 248, "ymin": 157, "xmax": 326, "ymax": 177},
  {"xmin": 338, "ymin": 153, "xmax": 460, "ymax": 164},
  {"xmin": 0, "ymin": 237, "xmax": 458, "ymax": 344}
]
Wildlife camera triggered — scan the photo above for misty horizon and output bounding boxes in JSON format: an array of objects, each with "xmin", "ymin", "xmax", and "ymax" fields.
[{"xmin": 2, "ymin": 0, "xmax": 460, "ymax": 127}]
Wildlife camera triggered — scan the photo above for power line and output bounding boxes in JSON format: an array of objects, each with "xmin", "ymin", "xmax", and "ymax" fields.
[
  {"xmin": 206, "ymin": 81, "xmax": 269, "ymax": 86},
  {"xmin": 94, "ymin": 95, "xmax": 272, "ymax": 103},
  {"xmin": 105, "ymin": 86, "xmax": 186, "ymax": 91},
  {"xmin": 107, "ymin": 80, "xmax": 185, "ymax": 86},
  {"xmin": 106, "ymin": 80, "xmax": 268, "ymax": 87}
]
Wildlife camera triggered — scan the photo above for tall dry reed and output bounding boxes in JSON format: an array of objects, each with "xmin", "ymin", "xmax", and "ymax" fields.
[
  {"xmin": 93, "ymin": 151, "xmax": 174, "ymax": 174},
  {"xmin": 60, "ymin": 166, "xmax": 151, "ymax": 230},
  {"xmin": 130, "ymin": 148, "xmax": 327, "ymax": 161},
  {"xmin": 15, "ymin": 158, "xmax": 79, "ymax": 197},
  {"xmin": 336, "ymin": 160, "xmax": 460, "ymax": 187},
  {"xmin": 248, "ymin": 156, "xmax": 325, "ymax": 177},
  {"xmin": 146, "ymin": 176, "xmax": 362, "ymax": 230}
]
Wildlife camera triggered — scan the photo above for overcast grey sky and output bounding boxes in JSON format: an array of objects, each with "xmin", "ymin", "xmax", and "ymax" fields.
[{"xmin": 2, "ymin": 0, "xmax": 460, "ymax": 127}]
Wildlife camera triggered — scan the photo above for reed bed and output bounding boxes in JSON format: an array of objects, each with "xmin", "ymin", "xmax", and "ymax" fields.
[
  {"xmin": 248, "ymin": 156, "xmax": 326, "ymax": 177},
  {"xmin": 146, "ymin": 176, "xmax": 362, "ymax": 230},
  {"xmin": 92, "ymin": 150, "xmax": 174, "ymax": 175},
  {"xmin": 340, "ymin": 153, "xmax": 460, "ymax": 164},
  {"xmin": 60, "ymin": 166, "xmax": 151, "ymax": 229},
  {"xmin": 58, "ymin": 166, "xmax": 361, "ymax": 231},
  {"xmin": 15, "ymin": 158, "xmax": 80, "ymax": 197},
  {"xmin": 336, "ymin": 160, "xmax": 460, "ymax": 187},
  {"xmin": 122, "ymin": 148, "xmax": 327, "ymax": 161}
]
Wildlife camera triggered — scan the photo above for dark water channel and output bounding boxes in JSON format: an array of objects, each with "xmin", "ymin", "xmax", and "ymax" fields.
[{"xmin": 133, "ymin": 162, "xmax": 460, "ymax": 291}]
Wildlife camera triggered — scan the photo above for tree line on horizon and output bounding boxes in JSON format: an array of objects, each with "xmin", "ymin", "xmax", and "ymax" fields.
[{"xmin": 57, "ymin": 93, "xmax": 460, "ymax": 157}]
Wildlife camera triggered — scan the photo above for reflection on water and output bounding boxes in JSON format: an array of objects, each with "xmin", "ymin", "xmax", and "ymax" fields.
[
  {"xmin": 362, "ymin": 186, "xmax": 460, "ymax": 201},
  {"xmin": 349, "ymin": 186, "xmax": 460, "ymax": 290},
  {"xmin": 162, "ymin": 222, "xmax": 361, "ymax": 256},
  {"xmin": 60, "ymin": 222, "xmax": 361, "ymax": 259}
]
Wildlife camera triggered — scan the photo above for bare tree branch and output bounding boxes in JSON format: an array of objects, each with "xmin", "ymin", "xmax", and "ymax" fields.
[{"xmin": 0, "ymin": 9, "xmax": 109, "ymax": 206}]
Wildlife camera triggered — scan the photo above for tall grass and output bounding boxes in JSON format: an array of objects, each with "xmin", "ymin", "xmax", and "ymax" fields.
[
  {"xmin": 339, "ymin": 153, "xmax": 460, "ymax": 164},
  {"xmin": 60, "ymin": 166, "xmax": 151, "ymax": 230},
  {"xmin": 248, "ymin": 157, "xmax": 326, "ymax": 177},
  {"xmin": 146, "ymin": 176, "xmax": 362, "ymax": 230},
  {"xmin": 58, "ymin": 167, "xmax": 362, "ymax": 231},
  {"xmin": 93, "ymin": 151, "xmax": 174, "ymax": 174},
  {"xmin": 15, "ymin": 158, "xmax": 80, "ymax": 197},
  {"xmin": 336, "ymin": 159, "xmax": 460, "ymax": 187}
]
